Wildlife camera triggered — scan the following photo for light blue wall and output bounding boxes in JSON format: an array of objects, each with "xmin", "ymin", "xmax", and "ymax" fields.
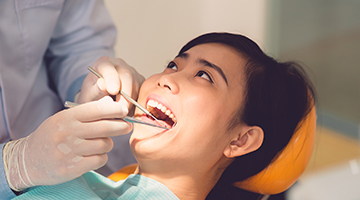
[{"xmin": 268, "ymin": 0, "xmax": 360, "ymax": 139}]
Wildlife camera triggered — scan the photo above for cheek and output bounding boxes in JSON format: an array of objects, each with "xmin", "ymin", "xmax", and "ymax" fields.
[
  {"xmin": 182, "ymin": 93, "xmax": 229, "ymax": 131},
  {"xmin": 189, "ymin": 91, "xmax": 232, "ymax": 117},
  {"xmin": 140, "ymin": 75, "xmax": 158, "ymax": 91},
  {"xmin": 137, "ymin": 75, "xmax": 159, "ymax": 102}
]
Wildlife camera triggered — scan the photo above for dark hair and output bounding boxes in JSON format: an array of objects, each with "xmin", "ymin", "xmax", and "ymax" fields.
[{"xmin": 179, "ymin": 32, "xmax": 315, "ymax": 199}]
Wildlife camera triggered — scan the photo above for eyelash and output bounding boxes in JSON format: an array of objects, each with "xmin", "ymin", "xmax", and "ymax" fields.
[
  {"xmin": 166, "ymin": 61, "xmax": 178, "ymax": 71},
  {"xmin": 196, "ymin": 71, "xmax": 213, "ymax": 83},
  {"xmin": 166, "ymin": 61, "xmax": 214, "ymax": 83}
]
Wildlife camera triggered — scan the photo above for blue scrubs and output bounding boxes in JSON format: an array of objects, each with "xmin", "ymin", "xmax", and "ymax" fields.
[{"xmin": 0, "ymin": 0, "xmax": 136, "ymax": 198}]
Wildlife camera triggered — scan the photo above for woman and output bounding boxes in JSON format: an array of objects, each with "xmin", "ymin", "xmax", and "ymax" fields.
[{"xmin": 13, "ymin": 32, "xmax": 315, "ymax": 200}]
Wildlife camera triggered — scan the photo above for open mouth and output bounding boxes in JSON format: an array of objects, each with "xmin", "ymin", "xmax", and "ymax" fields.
[{"xmin": 147, "ymin": 99, "xmax": 177, "ymax": 128}]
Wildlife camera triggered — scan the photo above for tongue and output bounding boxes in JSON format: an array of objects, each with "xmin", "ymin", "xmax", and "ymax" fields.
[{"xmin": 157, "ymin": 119, "xmax": 172, "ymax": 128}]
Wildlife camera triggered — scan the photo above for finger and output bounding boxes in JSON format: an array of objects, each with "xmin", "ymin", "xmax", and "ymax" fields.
[
  {"xmin": 72, "ymin": 137, "xmax": 114, "ymax": 156},
  {"xmin": 96, "ymin": 78, "xmax": 106, "ymax": 92},
  {"xmin": 83, "ymin": 78, "xmax": 108, "ymax": 101},
  {"xmin": 71, "ymin": 96, "xmax": 129, "ymax": 121},
  {"xmin": 76, "ymin": 74, "xmax": 108, "ymax": 104},
  {"xmin": 81, "ymin": 120, "xmax": 132, "ymax": 138},
  {"xmin": 70, "ymin": 154, "xmax": 109, "ymax": 173},
  {"xmin": 114, "ymin": 66, "xmax": 132, "ymax": 103},
  {"xmin": 96, "ymin": 62, "xmax": 121, "ymax": 95}
]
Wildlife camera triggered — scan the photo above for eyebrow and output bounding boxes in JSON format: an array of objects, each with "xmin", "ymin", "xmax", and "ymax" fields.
[{"xmin": 176, "ymin": 52, "xmax": 229, "ymax": 85}]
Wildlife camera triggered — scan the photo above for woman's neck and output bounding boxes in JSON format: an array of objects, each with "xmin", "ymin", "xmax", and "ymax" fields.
[
  {"xmin": 140, "ymin": 170, "xmax": 216, "ymax": 199},
  {"xmin": 136, "ymin": 158, "xmax": 229, "ymax": 200}
]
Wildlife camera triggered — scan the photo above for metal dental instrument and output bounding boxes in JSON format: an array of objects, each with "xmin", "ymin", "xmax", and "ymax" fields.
[
  {"xmin": 123, "ymin": 116, "xmax": 169, "ymax": 130},
  {"xmin": 87, "ymin": 66, "xmax": 163, "ymax": 125},
  {"xmin": 64, "ymin": 101, "xmax": 169, "ymax": 130}
]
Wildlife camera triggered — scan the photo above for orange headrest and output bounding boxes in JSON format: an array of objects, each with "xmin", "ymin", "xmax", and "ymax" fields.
[
  {"xmin": 233, "ymin": 106, "xmax": 316, "ymax": 194},
  {"xmin": 108, "ymin": 163, "xmax": 138, "ymax": 181},
  {"xmin": 108, "ymin": 106, "xmax": 316, "ymax": 195}
]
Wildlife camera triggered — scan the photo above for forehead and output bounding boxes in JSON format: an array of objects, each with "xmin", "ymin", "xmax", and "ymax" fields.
[{"xmin": 184, "ymin": 43, "xmax": 247, "ymax": 87}]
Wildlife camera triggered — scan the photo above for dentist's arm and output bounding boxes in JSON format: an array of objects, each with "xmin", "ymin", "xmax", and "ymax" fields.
[{"xmin": 3, "ymin": 96, "xmax": 131, "ymax": 191}]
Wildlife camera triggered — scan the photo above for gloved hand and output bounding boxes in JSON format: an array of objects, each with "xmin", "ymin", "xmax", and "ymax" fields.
[
  {"xmin": 76, "ymin": 56, "xmax": 145, "ymax": 115},
  {"xmin": 3, "ymin": 96, "xmax": 132, "ymax": 190}
]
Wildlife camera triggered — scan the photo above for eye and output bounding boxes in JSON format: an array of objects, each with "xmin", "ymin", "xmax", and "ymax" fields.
[
  {"xmin": 196, "ymin": 70, "xmax": 213, "ymax": 83},
  {"xmin": 166, "ymin": 61, "xmax": 178, "ymax": 71}
]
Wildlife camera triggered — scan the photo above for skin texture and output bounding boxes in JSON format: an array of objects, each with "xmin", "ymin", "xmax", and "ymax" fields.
[{"xmin": 130, "ymin": 43, "xmax": 264, "ymax": 199}]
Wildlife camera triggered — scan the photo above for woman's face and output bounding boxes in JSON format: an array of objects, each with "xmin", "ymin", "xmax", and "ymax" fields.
[{"xmin": 130, "ymin": 43, "xmax": 248, "ymax": 170}]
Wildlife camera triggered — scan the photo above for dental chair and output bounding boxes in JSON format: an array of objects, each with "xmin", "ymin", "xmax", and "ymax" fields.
[{"xmin": 108, "ymin": 106, "xmax": 316, "ymax": 200}]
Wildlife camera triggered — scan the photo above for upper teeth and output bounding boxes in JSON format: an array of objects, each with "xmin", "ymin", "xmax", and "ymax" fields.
[{"xmin": 147, "ymin": 99, "xmax": 177, "ymax": 123}]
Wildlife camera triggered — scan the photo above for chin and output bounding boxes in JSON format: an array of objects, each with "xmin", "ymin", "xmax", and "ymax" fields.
[{"xmin": 129, "ymin": 120, "xmax": 180, "ymax": 160}]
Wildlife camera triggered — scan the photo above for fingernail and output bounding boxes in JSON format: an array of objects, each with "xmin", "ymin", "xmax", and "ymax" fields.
[
  {"xmin": 108, "ymin": 82, "xmax": 120, "ymax": 95},
  {"xmin": 119, "ymin": 98, "xmax": 129, "ymax": 114},
  {"xmin": 97, "ymin": 79, "xmax": 106, "ymax": 91}
]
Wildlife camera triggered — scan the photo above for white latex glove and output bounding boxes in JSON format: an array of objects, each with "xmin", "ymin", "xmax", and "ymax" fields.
[
  {"xmin": 3, "ymin": 96, "xmax": 132, "ymax": 190},
  {"xmin": 76, "ymin": 56, "xmax": 145, "ymax": 114}
]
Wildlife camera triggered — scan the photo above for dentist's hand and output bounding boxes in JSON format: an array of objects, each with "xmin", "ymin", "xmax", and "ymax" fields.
[
  {"xmin": 3, "ymin": 96, "xmax": 131, "ymax": 190},
  {"xmin": 76, "ymin": 56, "xmax": 145, "ymax": 114}
]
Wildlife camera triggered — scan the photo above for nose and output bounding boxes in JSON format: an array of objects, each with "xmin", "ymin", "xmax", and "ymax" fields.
[{"xmin": 157, "ymin": 74, "xmax": 180, "ymax": 94}]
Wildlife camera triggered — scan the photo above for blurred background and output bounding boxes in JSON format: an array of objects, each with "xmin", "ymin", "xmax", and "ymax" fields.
[{"xmin": 104, "ymin": 0, "xmax": 360, "ymax": 199}]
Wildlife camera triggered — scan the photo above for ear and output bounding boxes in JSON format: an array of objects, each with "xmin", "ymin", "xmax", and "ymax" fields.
[{"xmin": 223, "ymin": 126, "xmax": 264, "ymax": 158}]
